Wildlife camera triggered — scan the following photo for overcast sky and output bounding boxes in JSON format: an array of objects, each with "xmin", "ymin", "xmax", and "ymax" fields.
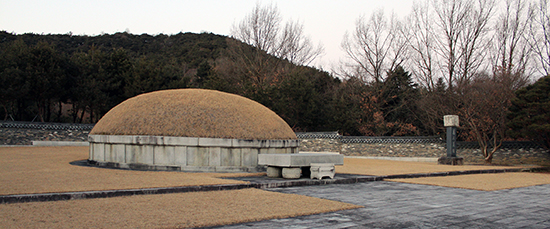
[{"xmin": 1, "ymin": 0, "xmax": 414, "ymax": 69}]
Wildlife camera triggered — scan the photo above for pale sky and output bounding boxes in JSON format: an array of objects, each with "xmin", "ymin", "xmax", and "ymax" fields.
[{"xmin": 0, "ymin": 0, "xmax": 414, "ymax": 70}]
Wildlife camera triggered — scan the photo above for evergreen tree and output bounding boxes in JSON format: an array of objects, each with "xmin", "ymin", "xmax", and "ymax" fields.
[
  {"xmin": 381, "ymin": 66, "xmax": 419, "ymax": 125},
  {"xmin": 195, "ymin": 61, "xmax": 212, "ymax": 87},
  {"xmin": 508, "ymin": 75, "xmax": 550, "ymax": 149},
  {"xmin": 360, "ymin": 66, "xmax": 420, "ymax": 136}
]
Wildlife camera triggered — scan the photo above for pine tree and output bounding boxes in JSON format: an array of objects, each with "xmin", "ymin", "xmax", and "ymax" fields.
[{"xmin": 508, "ymin": 75, "xmax": 550, "ymax": 149}]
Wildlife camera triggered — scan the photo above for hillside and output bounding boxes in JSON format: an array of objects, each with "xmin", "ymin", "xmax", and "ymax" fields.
[{"xmin": 0, "ymin": 31, "xmax": 344, "ymax": 133}]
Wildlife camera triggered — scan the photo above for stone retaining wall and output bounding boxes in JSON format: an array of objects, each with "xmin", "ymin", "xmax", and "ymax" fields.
[{"xmin": 89, "ymin": 134, "xmax": 299, "ymax": 172}]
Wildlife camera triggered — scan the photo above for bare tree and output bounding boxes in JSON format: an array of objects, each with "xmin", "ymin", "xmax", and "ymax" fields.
[
  {"xmin": 456, "ymin": 0, "xmax": 495, "ymax": 86},
  {"xmin": 405, "ymin": 1, "xmax": 438, "ymax": 90},
  {"xmin": 231, "ymin": 3, "xmax": 281, "ymax": 55},
  {"xmin": 490, "ymin": 0, "xmax": 533, "ymax": 89},
  {"xmin": 341, "ymin": 9, "xmax": 408, "ymax": 83},
  {"xmin": 277, "ymin": 21, "xmax": 324, "ymax": 66},
  {"xmin": 230, "ymin": 3, "xmax": 324, "ymax": 66},
  {"xmin": 457, "ymin": 73, "xmax": 516, "ymax": 163},
  {"xmin": 430, "ymin": 0, "xmax": 495, "ymax": 89},
  {"xmin": 529, "ymin": 0, "xmax": 550, "ymax": 76},
  {"xmin": 431, "ymin": 0, "xmax": 471, "ymax": 88}
]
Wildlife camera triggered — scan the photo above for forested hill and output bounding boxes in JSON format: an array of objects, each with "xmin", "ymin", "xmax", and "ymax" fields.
[
  {"xmin": 0, "ymin": 31, "xmax": 227, "ymax": 68},
  {"xmin": 1, "ymin": 31, "xmax": 353, "ymax": 134}
]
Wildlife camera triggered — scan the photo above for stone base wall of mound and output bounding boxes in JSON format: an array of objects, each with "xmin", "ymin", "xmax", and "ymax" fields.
[{"xmin": 88, "ymin": 135, "xmax": 299, "ymax": 172}]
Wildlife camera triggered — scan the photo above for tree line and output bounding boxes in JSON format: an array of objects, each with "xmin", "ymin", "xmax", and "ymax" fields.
[
  {"xmin": 334, "ymin": 0, "xmax": 550, "ymax": 162},
  {"xmin": 1, "ymin": 0, "xmax": 549, "ymax": 163},
  {"xmin": 226, "ymin": 0, "xmax": 549, "ymax": 162}
]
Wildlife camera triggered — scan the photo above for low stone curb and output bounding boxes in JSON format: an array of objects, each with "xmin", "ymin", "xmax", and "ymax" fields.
[
  {"xmin": 378, "ymin": 168, "xmax": 534, "ymax": 179},
  {"xmin": 0, "ymin": 176, "xmax": 382, "ymax": 204},
  {"xmin": 0, "ymin": 167, "xmax": 541, "ymax": 204}
]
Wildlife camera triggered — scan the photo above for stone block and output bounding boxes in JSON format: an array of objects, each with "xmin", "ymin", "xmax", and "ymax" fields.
[
  {"xmin": 173, "ymin": 146, "xmax": 187, "ymax": 166},
  {"xmin": 88, "ymin": 135, "xmax": 107, "ymax": 143},
  {"xmin": 154, "ymin": 146, "xmax": 176, "ymax": 165},
  {"xmin": 104, "ymin": 143, "xmax": 113, "ymax": 162},
  {"xmin": 282, "ymin": 167, "xmax": 301, "ymax": 179},
  {"xmin": 268, "ymin": 140, "xmax": 285, "ymax": 148},
  {"xmin": 241, "ymin": 148, "xmax": 259, "ymax": 167},
  {"xmin": 444, "ymin": 115, "xmax": 460, "ymax": 127},
  {"xmin": 266, "ymin": 148, "xmax": 278, "ymax": 154},
  {"xmin": 125, "ymin": 145, "xmax": 140, "ymax": 163},
  {"xmin": 310, "ymin": 163, "xmax": 335, "ymax": 180},
  {"xmin": 106, "ymin": 135, "xmax": 135, "ymax": 144},
  {"xmin": 215, "ymin": 166, "xmax": 248, "ymax": 172},
  {"xmin": 110, "ymin": 144, "xmax": 126, "ymax": 163},
  {"xmin": 258, "ymin": 153, "xmax": 344, "ymax": 167},
  {"xmin": 208, "ymin": 147, "xmax": 221, "ymax": 166},
  {"xmin": 136, "ymin": 145, "xmax": 154, "ymax": 164},
  {"xmin": 181, "ymin": 166, "xmax": 215, "ymax": 172},
  {"xmin": 187, "ymin": 147, "xmax": 209, "ymax": 166},
  {"xmin": 268, "ymin": 139, "xmax": 300, "ymax": 148},
  {"xmin": 267, "ymin": 166, "xmax": 282, "ymax": 178},
  {"xmin": 259, "ymin": 148, "xmax": 269, "ymax": 155},
  {"xmin": 91, "ymin": 143, "xmax": 105, "ymax": 162},
  {"xmin": 163, "ymin": 136, "xmax": 199, "ymax": 146},
  {"xmin": 232, "ymin": 139, "xmax": 269, "ymax": 148},
  {"xmin": 137, "ymin": 135, "xmax": 163, "ymax": 145},
  {"xmin": 287, "ymin": 140, "xmax": 300, "ymax": 148},
  {"xmin": 89, "ymin": 144, "xmax": 94, "ymax": 160},
  {"xmin": 198, "ymin": 138, "xmax": 232, "ymax": 147},
  {"xmin": 220, "ymin": 148, "xmax": 241, "ymax": 166}
]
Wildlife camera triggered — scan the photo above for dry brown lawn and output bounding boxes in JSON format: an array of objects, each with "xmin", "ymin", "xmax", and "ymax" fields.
[
  {"xmin": 388, "ymin": 172, "xmax": 550, "ymax": 191},
  {"xmin": 336, "ymin": 157, "xmax": 526, "ymax": 176},
  {"xmin": 3, "ymin": 146, "xmax": 550, "ymax": 228},
  {"xmin": 0, "ymin": 188, "xmax": 361, "ymax": 228},
  {"xmin": 0, "ymin": 146, "xmax": 255, "ymax": 195}
]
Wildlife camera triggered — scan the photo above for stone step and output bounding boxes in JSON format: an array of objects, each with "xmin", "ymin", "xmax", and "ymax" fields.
[{"xmin": 258, "ymin": 153, "xmax": 344, "ymax": 167}]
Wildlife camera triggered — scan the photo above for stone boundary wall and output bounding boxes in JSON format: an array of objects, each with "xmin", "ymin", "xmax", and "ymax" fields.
[
  {"xmin": 297, "ymin": 132, "xmax": 550, "ymax": 166},
  {"xmin": 2, "ymin": 123, "xmax": 549, "ymax": 166},
  {"xmin": 0, "ymin": 121, "xmax": 94, "ymax": 131},
  {"xmin": 0, "ymin": 128, "xmax": 89, "ymax": 145},
  {"xmin": 89, "ymin": 135, "xmax": 299, "ymax": 172}
]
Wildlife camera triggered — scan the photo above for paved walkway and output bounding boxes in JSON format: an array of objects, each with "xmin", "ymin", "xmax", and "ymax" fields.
[{"xmin": 215, "ymin": 181, "xmax": 550, "ymax": 228}]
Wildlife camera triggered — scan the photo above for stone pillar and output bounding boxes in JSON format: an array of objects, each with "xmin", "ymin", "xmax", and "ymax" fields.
[{"xmin": 438, "ymin": 115, "xmax": 464, "ymax": 165}]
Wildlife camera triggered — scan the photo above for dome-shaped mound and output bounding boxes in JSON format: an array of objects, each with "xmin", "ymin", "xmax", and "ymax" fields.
[{"xmin": 90, "ymin": 89, "xmax": 296, "ymax": 140}]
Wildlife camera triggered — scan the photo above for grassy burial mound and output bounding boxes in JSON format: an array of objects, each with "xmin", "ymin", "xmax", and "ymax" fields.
[{"xmin": 90, "ymin": 89, "xmax": 296, "ymax": 140}]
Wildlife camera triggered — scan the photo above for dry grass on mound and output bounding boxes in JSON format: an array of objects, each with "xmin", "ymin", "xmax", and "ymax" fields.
[
  {"xmin": 90, "ymin": 89, "xmax": 296, "ymax": 140},
  {"xmin": 336, "ymin": 158, "xmax": 527, "ymax": 176},
  {"xmin": 0, "ymin": 188, "xmax": 362, "ymax": 229},
  {"xmin": 388, "ymin": 172, "xmax": 550, "ymax": 191},
  {"xmin": 0, "ymin": 146, "xmax": 254, "ymax": 195}
]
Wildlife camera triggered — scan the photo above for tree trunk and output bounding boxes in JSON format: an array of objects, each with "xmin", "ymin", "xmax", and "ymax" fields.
[
  {"xmin": 2, "ymin": 104, "xmax": 8, "ymax": 121},
  {"xmin": 79, "ymin": 106, "xmax": 86, "ymax": 123},
  {"xmin": 57, "ymin": 101, "xmax": 63, "ymax": 122},
  {"xmin": 484, "ymin": 153, "xmax": 493, "ymax": 164}
]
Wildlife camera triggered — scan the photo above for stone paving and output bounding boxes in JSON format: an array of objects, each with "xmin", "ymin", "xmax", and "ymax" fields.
[{"xmin": 214, "ymin": 181, "xmax": 550, "ymax": 228}]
